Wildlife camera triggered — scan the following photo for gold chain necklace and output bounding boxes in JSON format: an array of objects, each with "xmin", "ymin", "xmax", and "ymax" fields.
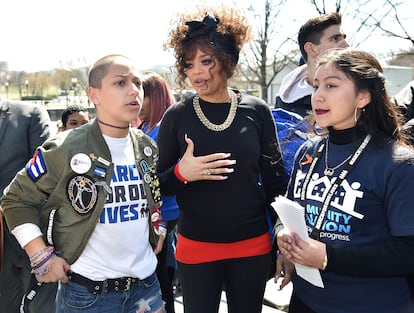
[
  {"xmin": 193, "ymin": 89, "xmax": 238, "ymax": 131},
  {"xmin": 324, "ymin": 139, "xmax": 353, "ymax": 176}
]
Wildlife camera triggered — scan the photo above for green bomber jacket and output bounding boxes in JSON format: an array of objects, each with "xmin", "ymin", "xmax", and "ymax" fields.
[{"xmin": 1, "ymin": 120, "xmax": 162, "ymax": 264}]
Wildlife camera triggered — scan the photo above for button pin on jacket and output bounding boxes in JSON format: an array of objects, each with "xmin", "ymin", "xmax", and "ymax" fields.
[
  {"xmin": 144, "ymin": 146, "xmax": 152, "ymax": 156},
  {"xmin": 89, "ymin": 153, "xmax": 111, "ymax": 167},
  {"xmin": 70, "ymin": 153, "xmax": 92, "ymax": 174}
]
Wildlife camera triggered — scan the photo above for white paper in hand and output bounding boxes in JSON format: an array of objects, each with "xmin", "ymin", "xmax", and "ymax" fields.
[{"xmin": 271, "ymin": 196, "xmax": 324, "ymax": 288}]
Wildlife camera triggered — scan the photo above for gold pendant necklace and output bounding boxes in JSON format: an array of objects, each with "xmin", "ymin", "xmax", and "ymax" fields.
[
  {"xmin": 193, "ymin": 89, "xmax": 238, "ymax": 132},
  {"xmin": 324, "ymin": 139, "xmax": 352, "ymax": 176}
]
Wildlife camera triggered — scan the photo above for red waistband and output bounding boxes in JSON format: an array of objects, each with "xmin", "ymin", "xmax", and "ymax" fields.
[{"xmin": 176, "ymin": 232, "xmax": 272, "ymax": 264}]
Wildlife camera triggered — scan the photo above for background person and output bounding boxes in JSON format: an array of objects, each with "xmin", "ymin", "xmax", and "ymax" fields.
[
  {"xmin": 393, "ymin": 80, "xmax": 414, "ymax": 145},
  {"xmin": 275, "ymin": 12, "xmax": 349, "ymax": 117},
  {"xmin": 0, "ymin": 95, "xmax": 56, "ymax": 313},
  {"xmin": 158, "ymin": 6, "xmax": 287, "ymax": 313},
  {"xmin": 2, "ymin": 54, "xmax": 166, "ymax": 313},
  {"xmin": 138, "ymin": 71, "xmax": 179, "ymax": 313},
  {"xmin": 275, "ymin": 48, "xmax": 414, "ymax": 313},
  {"xmin": 58, "ymin": 105, "xmax": 90, "ymax": 131}
]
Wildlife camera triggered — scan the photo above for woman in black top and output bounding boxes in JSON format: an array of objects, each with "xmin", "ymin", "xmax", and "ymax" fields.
[{"xmin": 157, "ymin": 6, "xmax": 286, "ymax": 313}]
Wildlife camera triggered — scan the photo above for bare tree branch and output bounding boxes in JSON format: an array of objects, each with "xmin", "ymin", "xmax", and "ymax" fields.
[
  {"xmin": 237, "ymin": 0, "xmax": 296, "ymax": 102},
  {"xmin": 374, "ymin": 0, "xmax": 414, "ymax": 46}
]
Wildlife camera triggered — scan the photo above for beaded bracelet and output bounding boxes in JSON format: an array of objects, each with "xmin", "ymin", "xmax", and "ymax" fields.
[
  {"xmin": 31, "ymin": 249, "xmax": 55, "ymax": 270},
  {"xmin": 30, "ymin": 246, "xmax": 55, "ymax": 269},
  {"xmin": 29, "ymin": 246, "xmax": 54, "ymax": 262},
  {"xmin": 33, "ymin": 254, "xmax": 56, "ymax": 276}
]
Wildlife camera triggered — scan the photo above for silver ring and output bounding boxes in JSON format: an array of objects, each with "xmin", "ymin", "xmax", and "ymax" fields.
[{"xmin": 205, "ymin": 168, "xmax": 213, "ymax": 175}]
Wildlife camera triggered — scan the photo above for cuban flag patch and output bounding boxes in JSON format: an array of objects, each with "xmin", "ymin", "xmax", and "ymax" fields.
[{"xmin": 27, "ymin": 149, "xmax": 47, "ymax": 181}]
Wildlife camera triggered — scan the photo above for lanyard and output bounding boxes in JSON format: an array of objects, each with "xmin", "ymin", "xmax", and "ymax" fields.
[{"xmin": 300, "ymin": 134, "xmax": 371, "ymax": 239}]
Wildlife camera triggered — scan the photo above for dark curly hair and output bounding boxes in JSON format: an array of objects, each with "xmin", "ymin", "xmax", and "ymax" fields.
[{"xmin": 164, "ymin": 6, "xmax": 251, "ymax": 88}]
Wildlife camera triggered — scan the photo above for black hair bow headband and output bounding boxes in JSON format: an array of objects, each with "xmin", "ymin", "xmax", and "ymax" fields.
[{"xmin": 184, "ymin": 13, "xmax": 239, "ymax": 65}]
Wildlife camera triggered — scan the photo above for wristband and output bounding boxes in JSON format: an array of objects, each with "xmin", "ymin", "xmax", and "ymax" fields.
[
  {"xmin": 174, "ymin": 163, "xmax": 188, "ymax": 184},
  {"xmin": 29, "ymin": 246, "xmax": 54, "ymax": 262},
  {"xmin": 33, "ymin": 254, "xmax": 56, "ymax": 276}
]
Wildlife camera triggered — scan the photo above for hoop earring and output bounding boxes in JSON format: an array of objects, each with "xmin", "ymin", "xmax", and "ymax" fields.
[{"xmin": 355, "ymin": 107, "xmax": 366, "ymax": 123}]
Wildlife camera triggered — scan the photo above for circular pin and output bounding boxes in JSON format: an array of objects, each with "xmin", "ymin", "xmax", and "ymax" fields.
[
  {"xmin": 144, "ymin": 173, "xmax": 152, "ymax": 183},
  {"xmin": 144, "ymin": 146, "xmax": 152, "ymax": 157},
  {"xmin": 70, "ymin": 153, "xmax": 92, "ymax": 174},
  {"xmin": 151, "ymin": 211, "xmax": 160, "ymax": 222}
]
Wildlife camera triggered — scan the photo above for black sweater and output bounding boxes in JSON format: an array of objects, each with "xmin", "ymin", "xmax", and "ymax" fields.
[{"xmin": 157, "ymin": 92, "xmax": 286, "ymax": 243}]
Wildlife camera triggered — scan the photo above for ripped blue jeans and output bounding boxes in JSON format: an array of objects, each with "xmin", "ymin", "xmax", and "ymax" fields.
[{"xmin": 58, "ymin": 272, "xmax": 164, "ymax": 313}]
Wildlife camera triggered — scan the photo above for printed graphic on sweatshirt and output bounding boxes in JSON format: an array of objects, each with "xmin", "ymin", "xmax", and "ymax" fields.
[
  {"xmin": 293, "ymin": 171, "xmax": 364, "ymax": 242},
  {"xmin": 100, "ymin": 164, "xmax": 148, "ymax": 224}
]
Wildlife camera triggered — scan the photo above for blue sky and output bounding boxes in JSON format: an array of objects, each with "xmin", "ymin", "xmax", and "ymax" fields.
[{"xmin": 1, "ymin": 0, "xmax": 412, "ymax": 72}]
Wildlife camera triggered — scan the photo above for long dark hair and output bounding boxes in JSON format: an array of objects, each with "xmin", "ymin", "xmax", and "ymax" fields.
[{"xmin": 316, "ymin": 48, "xmax": 405, "ymax": 143}]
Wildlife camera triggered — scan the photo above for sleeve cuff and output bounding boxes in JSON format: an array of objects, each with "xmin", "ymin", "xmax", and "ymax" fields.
[{"xmin": 11, "ymin": 223, "xmax": 43, "ymax": 248}]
